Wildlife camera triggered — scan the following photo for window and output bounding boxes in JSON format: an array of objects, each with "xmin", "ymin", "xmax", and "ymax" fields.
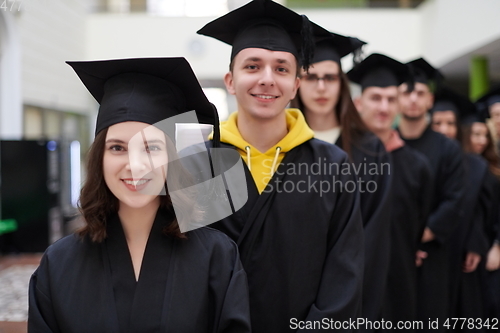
[
  {"xmin": 92, "ymin": 0, "xmax": 228, "ymax": 16},
  {"xmin": 147, "ymin": 0, "xmax": 227, "ymax": 17},
  {"xmin": 203, "ymin": 87, "xmax": 229, "ymax": 121},
  {"xmin": 288, "ymin": 0, "xmax": 425, "ymax": 8}
]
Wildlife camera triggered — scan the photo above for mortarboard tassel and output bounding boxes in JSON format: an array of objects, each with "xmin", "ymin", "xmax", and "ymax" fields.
[
  {"xmin": 211, "ymin": 103, "xmax": 221, "ymax": 149},
  {"xmin": 406, "ymin": 63, "xmax": 416, "ymax": 93},
  {"xmin": 300, "ymin": 15, "xmax": 315, "ymax": 71},
  {"xmin": 207, "ymin": 103, "xmax": 229, "ymax": 202},
  {"xmin": 433, "ymin": 71, "xmax": 444, "ymax": 95},
  {"xmin": 352, "ymin": 45, "xmax": 364, "ymax": 67}
]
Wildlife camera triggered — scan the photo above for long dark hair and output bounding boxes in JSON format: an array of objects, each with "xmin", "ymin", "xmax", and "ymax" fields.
[
  {"xmin": 462, "ymin": 123, "xmax": 500, "ymax": 178},
  {"xmin": 77, "ymin": 127, "xmax": 194, "ymax": 242},
  {"xmin": 290, "ymin": 70, "xmax": 368, "ymax": 158}
]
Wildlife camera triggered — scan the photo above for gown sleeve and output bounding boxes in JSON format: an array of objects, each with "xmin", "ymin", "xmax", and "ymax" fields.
[
  {"xmin": 28, "ymin": 254, "xmax": 61, "ymax": 333},
  {"xmin": 358, "ymin": 140, "xmax": 393, "ymax": 324},
  {"xmin": 465, "ymin": 173, "xmax": 491, "ymax": 256},
  {"xmin": 494, "ymin": 179, "xmax": 500, "ymax": 244},
  {"xmin": 482, "ymin": 171, "xmax": 500, "ymax": 246},
  {"xmin": 211, "ymin": 236, "xmax": 252, "ymax": 333},
  {"xmin": 427, "ymin": 141, "xmax": 465, "ymax": 243},
  {"xmin": 418, "ymin": 155, "xmax": 434, "ymax": 238},
  {"xmin": 298, "ymin": 155, "xmax": 364, "ymax": 331}
]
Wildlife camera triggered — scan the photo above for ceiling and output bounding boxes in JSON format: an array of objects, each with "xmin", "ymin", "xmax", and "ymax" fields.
[{"xmin": 440, "ymin": 37, "xmax": 500, "ymax": 85}]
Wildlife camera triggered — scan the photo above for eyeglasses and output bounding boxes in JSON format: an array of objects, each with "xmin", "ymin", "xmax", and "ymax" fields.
[{"xmin": 300, "ymin": 74, "xmax": 339, "ymax": 84}]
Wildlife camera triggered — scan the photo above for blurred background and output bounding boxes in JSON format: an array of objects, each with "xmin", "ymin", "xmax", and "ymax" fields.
[{"xmin": 0, "ymin": 0, "xmax": 499, "ymax": 331}]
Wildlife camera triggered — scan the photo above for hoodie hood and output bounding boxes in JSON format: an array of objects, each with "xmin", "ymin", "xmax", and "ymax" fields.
[{"xmin": 212, "ymin": 108, "xmax": 314, "ymax": 193}]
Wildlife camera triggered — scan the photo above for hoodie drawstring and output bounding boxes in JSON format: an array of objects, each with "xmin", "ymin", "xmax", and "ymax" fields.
[
  {"xmin": 245, "ymin": 146, "xmax": 251, "ymax": 171},
  {"xmin": 245, "ymin": 145, "xmax": 281, "ymax": 176},
  {"xmin": 271, "ymin": 147, "xmax": 281, "ymax": 177}
]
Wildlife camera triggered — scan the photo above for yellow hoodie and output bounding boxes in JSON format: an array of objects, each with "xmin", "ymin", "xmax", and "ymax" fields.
[{"xmin": 212, "ymin": 109, "xmax": 314, "ymax": 193}]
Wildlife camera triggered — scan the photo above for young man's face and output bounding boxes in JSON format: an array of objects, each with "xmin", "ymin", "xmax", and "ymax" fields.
[
  {"xmin": 224, "ymin": 48, "xmax": 300, "ymax": 121},
  {"xmin": 355, "ymin": 86, "xmax": 399, "ymax": 135},
  {"xmin": 398, "ymin": 82, "xmax": 434, "ymax": 121}
]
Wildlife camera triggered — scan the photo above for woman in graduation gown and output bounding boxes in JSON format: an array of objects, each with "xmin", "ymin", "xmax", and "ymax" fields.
[
  {"xmin": 430, "ymin": 88, "xmax": 491, "ymax": 326},
  {"xmin": 291, "ymin": 36, "xmax": 392, "ymax": 327},
  {"xmin": 460, "ymin": 110, "xmax": 500, "ymax": 321},
  {"xmin": 476, "ymin": 86, "xmax": 500, "ymax": 155},
  {"xmin": 28, "ymin": 58, "xmax": 251, "ymax": 333}
]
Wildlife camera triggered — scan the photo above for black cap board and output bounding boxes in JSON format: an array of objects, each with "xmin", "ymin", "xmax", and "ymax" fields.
[
  {"xmin": 67, "ymin": 57, "xmax": 219, "ymax": 144},
  {"xmin": 312, "ymin": 32, "xmax": 366, "ymax": 66},
  {"xmin": 431, "ymin": 87, "xmax": 483, "ymax": 124},
  {"xmin": 407, "ymin": 58, "xmax": 444, "ymax": 86},
  {"xmin": 197, "ymin": 0, "xmax": 329, "ymax": 70},
  {"xmin": 346, "ymin": 53, "xmax": 409, "ymax": 90},
  {"xmin": 476, "ymin": 85, "xmax": 500, "ymax": 111}
]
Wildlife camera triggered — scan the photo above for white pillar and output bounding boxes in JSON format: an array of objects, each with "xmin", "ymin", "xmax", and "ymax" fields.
[{"xmin": 0, "ymin": 11, "xmax": 22, "ymax": 139}]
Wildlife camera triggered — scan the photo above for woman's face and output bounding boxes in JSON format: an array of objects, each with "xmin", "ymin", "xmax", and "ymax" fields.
[
  {"xmin": 490, "ymin": 103, "xmax": 500, "ymax": 135},
  {"xmin": 431, "ymin": 111, "xmax": 457, "ymax": 140},
  {"xmin": 103, "ymin": 121, "xmax": 169, "ymax": 211},
  {"xmin": 470, "ymin": 122, "xmax": 489, "ymax": 154},
  {"xmin": 298, "ymin": 60, "xmax": 341, "ymax": 118}
]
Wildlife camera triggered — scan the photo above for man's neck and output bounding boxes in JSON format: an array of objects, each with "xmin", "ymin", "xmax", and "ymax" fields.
[
  {"xmin": 374, "ymin": 129, "xmax": 392, "ymax": 145},
  {"xmin": 399, "ymin": 115, "xmax": 428, "ymax": 139},
  {"xmin": 237, "ymin": 111, "xmax": 288, "ymax": 153},
  {"xmin": 305, "ymin": 109, "xmax": 339, "ymax": 131}
]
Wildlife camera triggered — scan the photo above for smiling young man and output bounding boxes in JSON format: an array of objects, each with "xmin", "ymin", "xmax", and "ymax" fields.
[
  {"xmin": 397, "ymin": 58, "xmax": 465, "ymax": 332},
  {"xmin": 348, "ymin": 54, "xmax": 433, "ymax": 331},
  {"xmin": 192, "ymin": 0, "xmax": 364, "ymax": 331},
  {"xmin": 224, "ymin": 47, "xmax": 299, "ymax": 156}
]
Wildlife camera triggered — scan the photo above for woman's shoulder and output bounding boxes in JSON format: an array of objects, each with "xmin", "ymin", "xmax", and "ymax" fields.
[
  {"xmin": 183, "ymin": 227, "xmax": 239, "ymax": 257},
  {"xmin": 427, "ymin": 128, "xmax": 461, "ymax": 152},
  {"xmin": 355, "ymin": 131, "xmax": 386, "ymax": 151},
  {"xmin": 32, "ymin": 234, "xmax": 97, "ymax": 281},
  {"xmin": 186, "ymin": 226, "xmax": 236, "ymax": 245},
  {"xmin": 464, "ymin": 152, "xmax": 488, "ymax": 167},
  {"xmin": 303, "ymin": 138, "xmax": 350, "ymax": 162},
  {"xmin": 349, "ymin": 131, "xmax": 389, "ymax": 163},
  {"xmin": 43, "ymin": 233, "xmax": 95, "ymax": 262}
]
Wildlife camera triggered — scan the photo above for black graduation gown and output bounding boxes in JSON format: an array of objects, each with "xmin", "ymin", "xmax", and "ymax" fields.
[
  {"xmin": 448, "ymin": 153, "xmax": 490, "ymax": 328},
  {"xmin": 28, "ymin": 209, "xmax": 251, "ymax": 333},
  {"xmin": 482, "ymin": 171, "xmax": 500, "ymax": 321},
  {"xmin": 336, "ymin": 133, "xmax": 392, "ymax": 327},
  {"xmin": 381, "ymin": 145, "xmax": 433, "ymax": 331},
  {"xmin": 398, "ymin": 126, "xmax": 465, "ymax": 332},
  {"xmin": 181, "ymin": 139, "xmax": 364, "ymax": 333}
]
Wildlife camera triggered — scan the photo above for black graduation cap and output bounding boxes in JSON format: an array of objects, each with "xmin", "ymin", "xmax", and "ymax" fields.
[
  {"xmin": 66, "ymin": 57, "xmax": 220, "ymax": 146},
  {"xmin": 197, "ymin": 0, "xmax": 329, "ymax": 70},
  {"xmin": 431, "ymin": 87, "xmax": 484, "ymax": 124},
  {"xmin": 476, "ymin": 85, "xmax": 500, "ymax": 111},
  {"xmin": 346, "ymin": 53, "xmax": 409, "ymax": 90},
  {"xmin": 407, "ymin": 58, "xmax": 444, "ymax": 86},
  {"xmin": 312, "ymin": 32, "xmax": 366, "ymax": 66}
]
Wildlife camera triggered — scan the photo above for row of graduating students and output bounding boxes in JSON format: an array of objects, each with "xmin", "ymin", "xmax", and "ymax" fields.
[
  {"xmin": 27, "ymin": 0, "xmax": 500, "ymax": 332},
  {"xmin": 293, "ymin": 40, "xmax": 500, "ymax": 331},
  {"xmin": 340, "ymin": 55, "xmax": 500, "ymax": 331},
  {"xmin": 429, "ymin": 86, "xmax": 500, "ymax": 326},
  {"xmin": 294, "ymin": 25, "xmax": 500, "ymax": 331}
]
